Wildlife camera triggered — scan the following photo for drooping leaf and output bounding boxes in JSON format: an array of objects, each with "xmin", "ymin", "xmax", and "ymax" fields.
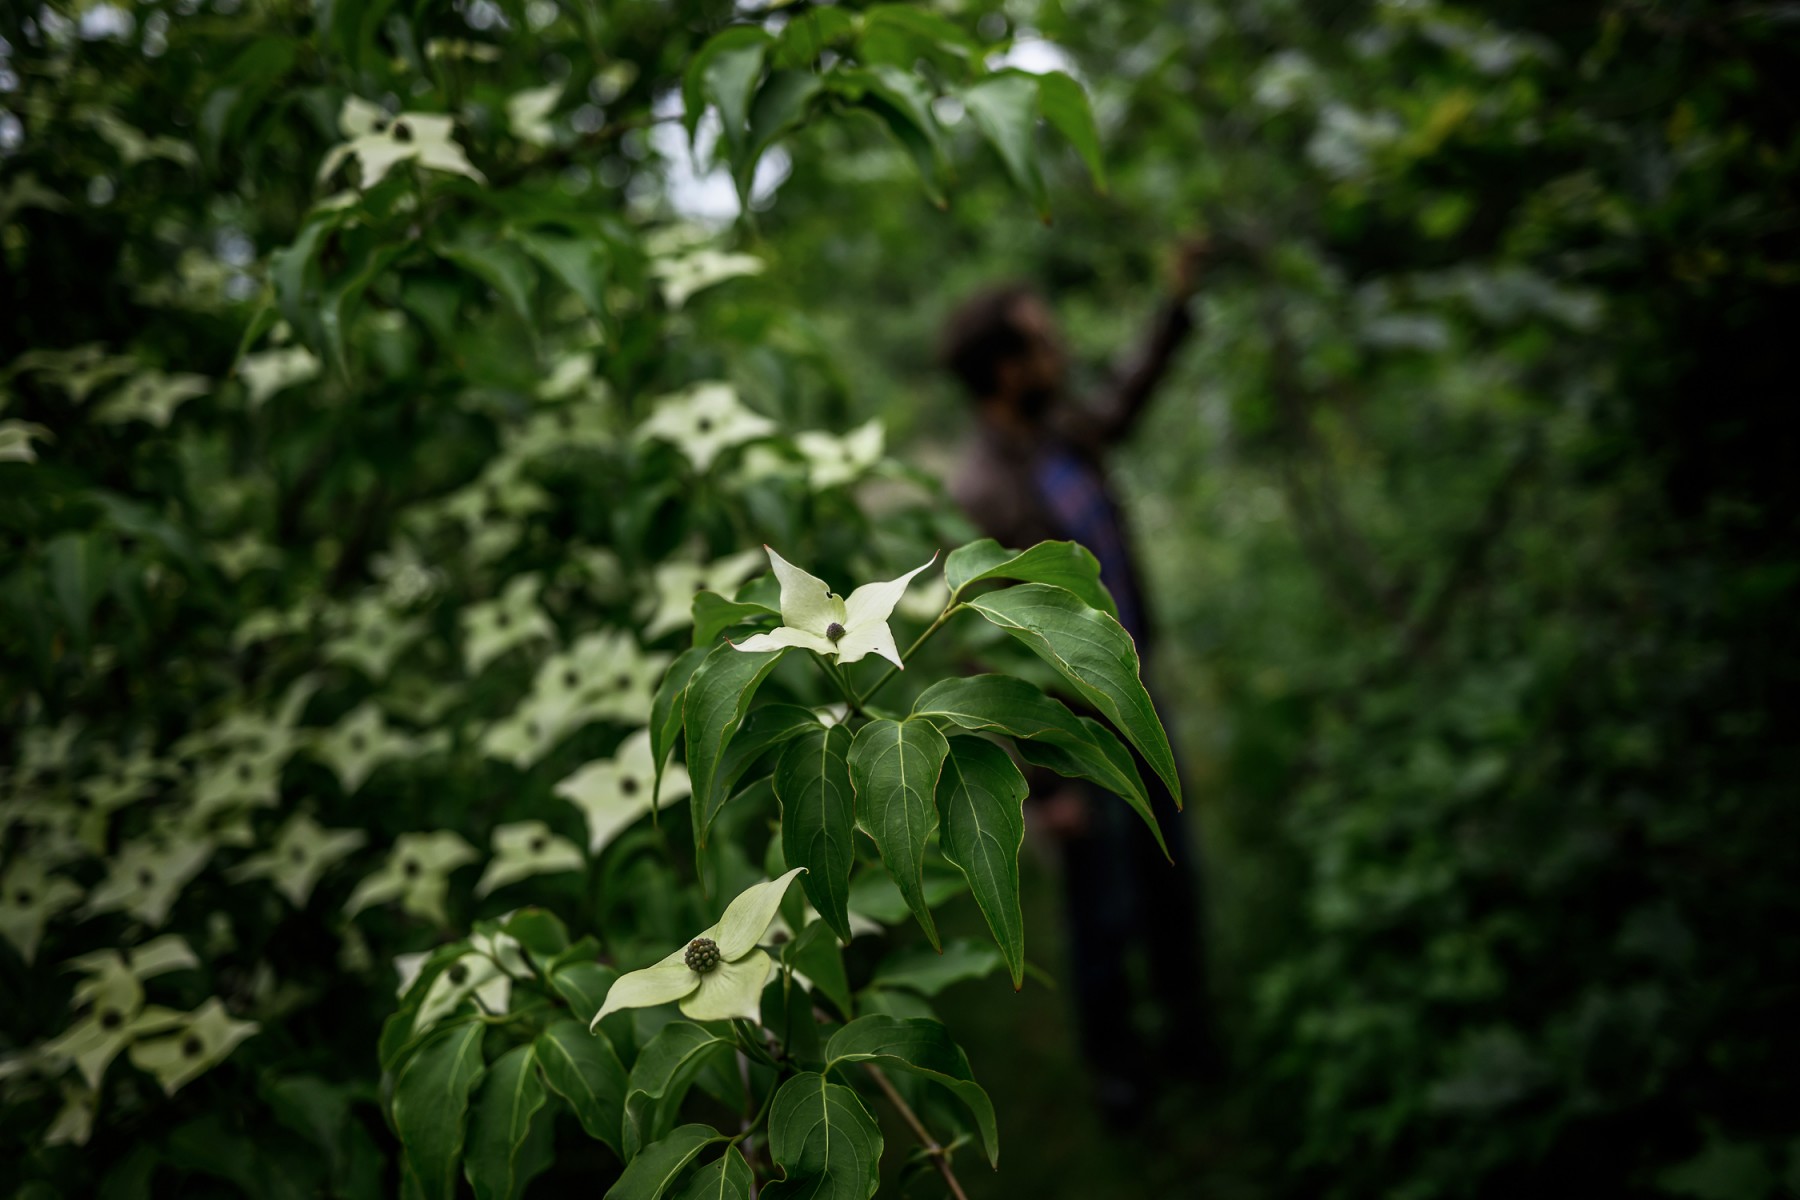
[
  {"xmin": 935, "ymin": 737, "xmax": 1028, "ymax": 990},
  {"xmin": 848, "ymin": 718, "xmax": 951, "ymax": 949},
  {"xmin": 910, "ymin": 674, "xmax": 1162, "ymax": 856},
  {"xmin": 535, "ymin": 1020, "xmax": 628, "ymax": 1156},
  {"xmin": 825, "ymin": 1015, "xmax": 999, "ymax": 1167},
  {"xmin": 834, "ymin": 66, "xmax": 947, "ymax": 207},
  {"xmin": 960, "ymin": 72, "xmax": 1049, "ymax": 219},
  {"xmin": 964, "ymin": 584, "xmax": 1181, "ymax": 808},
  {"xmin": 464, "ymin": 1045, "xmax": 549, "ymax": 1200},
  {"xmin": 775, "ymin": 724, "xmax": 857, "ymax": 943},
  {"xmin": 651, "ymin": 646, "xmax": 710, "ymax": 806},
  {"xmin": 871, "ymin": 939, "xmax": 1009, "ymax": 997},
  {"xmin": 682, "ymin": 26, "xmax": 771, "ymax": 145},
  {"xmin": 622, "ymin": 1022, "xmax": 736, "ymax": 1159},
  {"xmin": 709, "ymin": 703, "xmax": 817, "ymax": 831},
  {"xmin": 943, "ymin": 538, "xmax": 1116, "ymax": 618},
  {"xmin": 761, "ymin": 1072, "xmax": 882, "ymax": 1200},
  {"xmin": 604, "ymin": 1124, "xmax": 723, "ymax": 1200},
  {"xmin": 670, "ymin": 1145, "xmax": 754, "ymax": 1200},
  {"xmin": 391, "ymin": 1022, "xmax": 487, "ymax": 1200},
  {"xmin": 735, "ymin": 70, "xmax": 823, "ymax": 204},
  {"xmin": 1035, "ymin": 72, "xmax": 1107, "ymax": 191},
  {"xmin": 682, "ymin": 644, "xmax": 787, "ymax": 848},
  {"xmin": 692, "ymin": 592, "xmax": 780, "ymax": 648}
]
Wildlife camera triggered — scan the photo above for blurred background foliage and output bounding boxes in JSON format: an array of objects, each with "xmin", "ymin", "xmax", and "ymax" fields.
[{"xmin": 2, "ymin": 0, "xmax": 1797, "ymax": 1197}]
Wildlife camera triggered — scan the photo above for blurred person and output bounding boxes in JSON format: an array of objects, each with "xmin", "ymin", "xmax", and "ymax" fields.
[{"xmin": 939, "ymin": 239, "xmax": 1217, "ymax": 1129}]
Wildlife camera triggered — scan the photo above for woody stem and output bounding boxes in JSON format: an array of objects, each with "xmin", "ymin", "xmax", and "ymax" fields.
[
  {"xmin": 863, "ymin": 1064, "xmax": 971, "ymax": 1200},
  {"xmin": 855, "ymin": 603, "xmax": 964, "ymax": 709}
]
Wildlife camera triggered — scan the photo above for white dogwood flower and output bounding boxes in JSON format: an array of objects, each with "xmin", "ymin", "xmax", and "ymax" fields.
[
  {"xmin": 590, "ymin": 868, "xmax": 805, "ymax": 1028},
  {"xmin": 731, "ymin": 546, "xmax": 937, "ymax": 669}
]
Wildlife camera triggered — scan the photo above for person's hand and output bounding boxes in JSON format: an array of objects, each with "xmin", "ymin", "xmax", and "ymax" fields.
[{"xmin": 1170, "ymin": 234, "xmax": 1214, "ymax": 299}]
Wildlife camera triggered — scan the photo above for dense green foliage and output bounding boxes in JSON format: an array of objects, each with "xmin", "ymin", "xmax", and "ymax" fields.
[
  {"xmin": 752, "ymin": 2, "xmax": 1800, "ymax": 1197},
  {"xmin": 4, "ymin": 0, "xmax": 1797, "ymax": 1198}
]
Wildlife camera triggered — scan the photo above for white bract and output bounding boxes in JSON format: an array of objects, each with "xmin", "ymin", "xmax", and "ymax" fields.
[
  {"xmin": 590, "ymin": 868, "xmax": 805, "ymax": 1028},
  {"xmin": 318, "ymin": 98, "xmax": 485, "ymax": 189},
  {"xmin": 731, "ymin": 546, "xmax": 938, "ymax": 669},
  {"xmin": 555, "ymin": 727, "xmax": 690, "ymax": 854},
  {"xmin": 636, "ymin": 383, "xmax": 775, "ymax": 471}
]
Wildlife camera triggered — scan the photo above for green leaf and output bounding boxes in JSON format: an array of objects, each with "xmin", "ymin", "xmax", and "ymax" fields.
[
  {"xmin": 944, "ymin": 538, "xmax": 1116, "ymax": 618},
  {"xmin": 671, "ymin": 1145, "xmax": 754, "ymax": 1200},
  {"xmin": 391, "ymin": 1022, "xmax": 487, "ymax": 1200},
  {"xmin": 910, "ymin": 674, "xmax": 1162, "ymax": 856},
  {"xmin": 736, "ymin": 71, "xmax": 823, "ymax": 204},
  {"xmin": 439, "ymin": 232, "xmax": 537, "ymax": 328},
  {"xmin": 825, "ymin": 1015, "xmax": 999, "ymax": 1168},
  {"xmin": 46, "ymin": 532, "xmax": 113, "ymax": 644},
  {"xmin": 848, "ymin": 718, "xmax": 951, "ymax": 949},
  {"xmin": 549, "ymin": 961, "xmax": 619, "ymax": 1024},
  {"xmin": 605, "ymin": 1124, "xmax": 723, "ymax": 1200},
  {"xmin": 535, "ymin": 1020, "xmax": 628, "ymax": 1156},
  {"xmin": 857, "ymin": 5, "xmax": 981, "ymax": 71},
  {"xmin": 683, "ymin": 27, "xmax": 771, "ymax": 148},
  {"xmin": 500, "ymin": 908, "xmax": 569, "ymax": 961},
  {"xmin": 693, "ymin": 591, "xmax": 780, "ymax": 648},
  {"xmin": 964, "ymin": 584, "xmax": 1180, "ymax": 807},
  {"xmin": 516, "ymin": 229, "xmax": 610, "ymax": 317},
  {"xmin": 783, "ymin": 917, "xmax": 854, "ymax": 1019},
  {"xmin": 835, "ymin": 66, "xmax": 947, "ymax": 207},
  {"xmin": 683, "ymin": 645, "xmax": 788, "ymax": 849},
  {"xmin": 775, "ymin": 724, "xmax": 857, "ymax": 943},
  {"xmin": 622, "ymin": 1022, "xmax": 736, "ymax": 1160},
  {"xmin": 773, "ymin": 9, "xmax": 855, "ymax": 70},
  {"xmin": 464, "ymin": 1045, "xmax": 549, "ymax": 1200},
  {"xmin": 959, "ymin": 72, "xmax": 1048, "ymax": 220},
  {"xmin": 1035, "ymin": 72, "xmax": 1107, "ymax": 191},
  {"xmin": 652, "ymin": 647, "xmax": 710, "ymax": 807},
  {"xmin": 871, "ymin": 939, "xmax": 1009, "ymax": 997},
  {"xmin": 935, "ymin": 737, "xmax": 1027, "ymax": 990},
  {"xmin": 761, "ymin": 1072, "xmax": 882, "ymax": 1200}
]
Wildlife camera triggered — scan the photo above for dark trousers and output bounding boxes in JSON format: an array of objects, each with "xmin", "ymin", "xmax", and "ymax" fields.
[{"xmin": 1060, "ymin": 766, "xmax": 1214, "ymax": 1101}]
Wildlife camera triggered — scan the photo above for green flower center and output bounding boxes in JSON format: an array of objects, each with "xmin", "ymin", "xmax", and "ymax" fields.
[{"xmin": 684, "ymin": 937, "xmax": 721, "ymax": 974}]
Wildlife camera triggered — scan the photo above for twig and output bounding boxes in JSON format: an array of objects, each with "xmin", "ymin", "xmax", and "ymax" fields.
[
  {"xmin": 862, "ymin": 1064, "xmax": 971, "ymax": 1200},
  {"xmin": 856, "ymin": 601, "xmax": 964, "ymax": 709}
]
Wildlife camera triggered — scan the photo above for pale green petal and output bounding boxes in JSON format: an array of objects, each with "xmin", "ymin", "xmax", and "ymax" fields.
[
  {"xmin": 474, "ymin": 820, "xmax": 585, "ymax": 897},
  {"xmin": 733, "ymin": 627, "xmax": 837, "ymax": 657},
  {"xmin": 126, "ymin": 998, "xmax": 258, "ymax": 1095},
  {"xmin": 715, "ymin": 867, "xmax": 807, "ymax": 961},
  {"xmin": 832, "ymin": 619, "xmax": 903, "ymax": 669},
  {"xmin": 765, "ymin": 546, "xmax": 842, "ymax": 637},
  {"xmin": 843, "ymin": 553, "xmax": 938, "ymax": 632},
  {"xmin": 678, "ymin": 949, "xmax": 773, "ymax": 1023},
  {"xmin": 591, "ymin": 961, "xmax": 699, "ymax": 1028}
]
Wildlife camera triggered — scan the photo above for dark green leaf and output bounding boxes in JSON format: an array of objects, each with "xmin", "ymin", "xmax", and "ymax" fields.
[
  {"xmin": 776, "ymin": 724, "xmax": 857, "ymax": 943},
  {"xmin": 736, "ymin": 71, "xmax": 823, "ymax": 203},
  {"xmin": 935, "ymin": 737, "xmax": 1027, "ymax": 990},
  {"xmin": 761, "ymin": 1072, "xmax": 882, "ymax": 1200},
  {"xmin": 464, "ymin": 1045, "xmax": 549, "ymax": 1200},
  {"xmin": 692, "ymin": 591, "xmax": 780, "ymax": 648},
  {"xmin": 1036, "ymin": 72, "xmax": 1107, "ymax": 190},
  {"xmin": 959, "ymin": 72, "xmax": 1048, "ymax": 219},
  {"xmin": 670, "ymin": 1145, "xmax": 754, "ymax": 1200},
  {"xmin": 622, "ymin": 1022, "xmax": 736, "ymax": 1160},
  {"xmin": 825, "ymin": 1015, "xmax": 998, "ymax": 1167},
  {"xmin": 910, "ymin": 674, "xmax": 1163, "ymax": 856},
  {"xmin": 652, "ymin": 647, "xmax": 710, "ymax": 807},
  {"xmin": 683, "ymin": 27, "xmax": 770, "ymax": 149},
  {"xmin": 964, "ymin": 584, "xmax": 1180, "ymax": 807},
  {"xmin": 848, "ymin": 718, "xmax": 951, "ymax": 949},
  {"xmin": 516, "ymin": 230, "xmax": 610, "ymax": 317},
  {"xmin": 944, "ymin": 538, "xmax": 1116, "ymax": 618},
  {"xmin": 683, "ymin": 644, "xmax": 788, "ymax": 849},
  {"xmin": 871, "ymin": 939, "xmax": 1008, "ymax": 997},
  {"xmin": 438, "ymin": 232, "xmax": 537, "ymax": 328},
  {"xmin": 391, "ymin": 1022, "xmax": 487, "ymax": 1200},
  {"xmin": 783, "ymin": 917, "xmax": 854, "ymax": 1019},
  {"xmin": 535, "ymin": 1019, "xmax": 628, "ymax": 1156},
  {"xmin": 550, "ymin": 961, "xmax": 618, "ymax": 1024},
  {"xmin": 500, "ymin": 908, "xmax": 569, "ymax": 960},
  {"xmin": 605, "ymin": 1124, "xmax": 723, "ymax": 1200}
]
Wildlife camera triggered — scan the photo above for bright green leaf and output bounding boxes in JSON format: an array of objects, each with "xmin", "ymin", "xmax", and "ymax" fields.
[
  {"xmin": 935, "ymin": 737, "xmax": 1028, "ymax": 990},
  {"xmin": 776, "ymin": 724, "xmax": 857, "ymax": 944},
  {"xmin": 848, "ymin": 718, "xmax": 951, "ymax": 949}
]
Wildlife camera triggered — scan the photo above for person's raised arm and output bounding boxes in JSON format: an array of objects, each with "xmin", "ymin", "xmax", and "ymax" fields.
[{"xmin": 1081, "ymin": 236, "xmax": 1212, "ymax": 447}]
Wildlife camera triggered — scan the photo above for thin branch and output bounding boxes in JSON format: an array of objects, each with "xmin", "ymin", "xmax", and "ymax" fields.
[
  {"xmin": 856, "ymin": 602, "xmax": 964, "ymax": 710},
  {"xmin": 863, "ymin": 1064, "xmax": 970, "ymax": 1200}
]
